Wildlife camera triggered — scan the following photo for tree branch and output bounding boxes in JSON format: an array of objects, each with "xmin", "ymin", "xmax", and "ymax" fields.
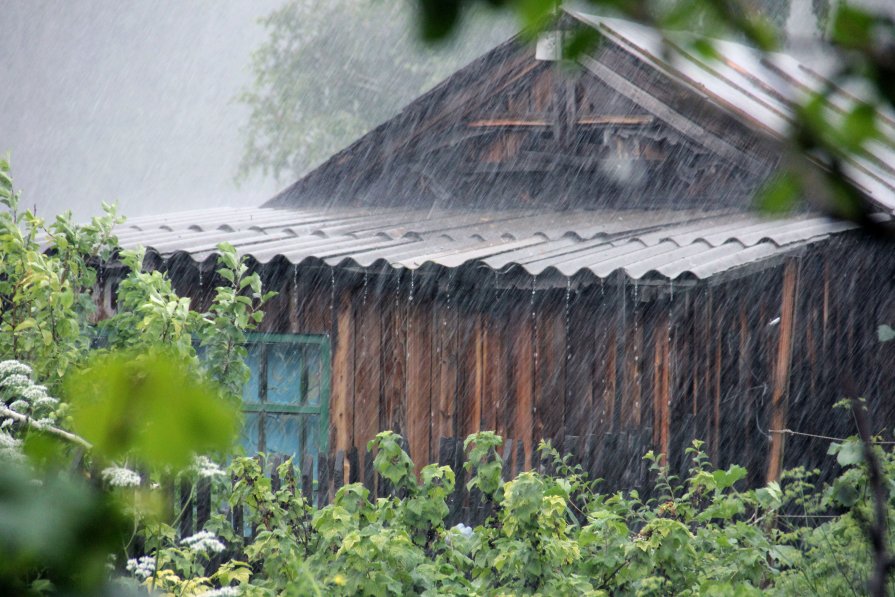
[{"xmin": 0, "ymin": 405, "xmax": 92, "ymax": 450}]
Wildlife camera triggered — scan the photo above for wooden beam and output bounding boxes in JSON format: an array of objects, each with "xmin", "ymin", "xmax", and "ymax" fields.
[
  {"xmin": 331, "ymin": 284, "xmax": 354, "ymax": 454},
  {"xmin": 406, "ymin": 282, "xmax": 433, "ymax": 472},
  {"xmin": 352, "ymin": 281, "xmax": 382, "ymax": 475},
  {"xmin": 579, "ymin": 55, "xmax": 768, "ymax": 176},
  {"xmin": 466, "ymin": 115, "xmax": 653, "ymax": 128},
  {"xmin": 512, "ymin": 299, "xmax": 534, "ymax": 469},
  {"xmin": 766, "ymin": 260, "xmax": 800, "ymax": 482}
]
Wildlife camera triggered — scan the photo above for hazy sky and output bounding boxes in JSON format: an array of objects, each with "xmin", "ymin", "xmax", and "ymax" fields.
[{"xmin": 1, "ymin": 0, "xmax": 282, "ymax": 220}]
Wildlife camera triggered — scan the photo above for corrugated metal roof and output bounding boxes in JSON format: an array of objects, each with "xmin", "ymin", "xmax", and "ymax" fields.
[
  {"xmin": 116, "ymin": 207, "xmax": 858, "ymax": 282},
  {"xmin": 573, "ymin": 13, "xmax": 895, "ymax": 212}
]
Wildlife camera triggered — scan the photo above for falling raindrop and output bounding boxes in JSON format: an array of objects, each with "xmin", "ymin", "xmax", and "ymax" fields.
[
  {"xmin": 362, "ymin": 270, "xmax": 369, "ymax": 308},
  {"xmin": 291, "ymin": 264, "xmax": 298, "ymax": 317},
  {"xmin": 531, "ymin": 275, "xmax": 539, "ymax": 401},
  {"xmin": 329, "ymin": 266, "xmax": 335, "ymax": 326}
]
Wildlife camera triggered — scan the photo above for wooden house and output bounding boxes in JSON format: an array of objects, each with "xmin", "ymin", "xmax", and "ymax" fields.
[{"xmin": 108, "ymin": 12, "xmax": 895, "ymax": 488}]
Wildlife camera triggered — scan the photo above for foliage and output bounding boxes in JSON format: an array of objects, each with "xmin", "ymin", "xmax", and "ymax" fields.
[
  {"xmin": 123, "ymin": 432, "xmax": 895, "ymax": 596},
  {"xmin": 0, "ymin": 155, "xmax": 122, "ymax": 385},
  {"xmin": 0, "ymin": 161, "xmax": 272, "ymax": 593}
]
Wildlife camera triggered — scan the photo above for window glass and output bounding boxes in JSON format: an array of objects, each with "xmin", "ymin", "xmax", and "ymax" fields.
[
  {"xmin": 239, "ymin": 335, "xmax": 330, "ymax": 466},
  {"xmin": 267, "ymin": 342, "xmax": 302, "ymax": 405}
]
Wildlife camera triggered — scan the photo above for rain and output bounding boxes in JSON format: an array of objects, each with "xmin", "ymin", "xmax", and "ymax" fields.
[{"xmin": 3, "ymin": 0, "xmax": 895, "ymax": 594}]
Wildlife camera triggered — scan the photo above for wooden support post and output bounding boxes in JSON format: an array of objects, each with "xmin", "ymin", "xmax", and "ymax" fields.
[{"xmin": 766, "ymin": 260, "xmax": 799, "ymax": 483}]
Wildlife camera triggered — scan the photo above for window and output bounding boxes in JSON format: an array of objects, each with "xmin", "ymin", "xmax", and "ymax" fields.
[{"xmin": 240, "ymin": 334, "xmax": 330, "ymax": 463}]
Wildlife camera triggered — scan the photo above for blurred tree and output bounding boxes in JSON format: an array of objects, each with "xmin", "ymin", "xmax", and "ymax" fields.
[{"xmin": 237, "ymin": 0, "xmax": 513, "ymax": 183}]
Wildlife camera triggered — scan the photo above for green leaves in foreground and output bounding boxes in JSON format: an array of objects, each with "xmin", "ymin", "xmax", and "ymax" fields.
[{"xmin": 66, "ymin": 348, "xmax": 239, "ymax": 469}]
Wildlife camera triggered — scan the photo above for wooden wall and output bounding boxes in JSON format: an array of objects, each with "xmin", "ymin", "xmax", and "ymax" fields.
[{"xmin": 156, "ymin": 237, "xmax": 895, "ymax": 488}]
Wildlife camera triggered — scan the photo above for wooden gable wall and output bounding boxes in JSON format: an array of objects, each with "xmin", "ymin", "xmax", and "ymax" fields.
[{"xmin": 268, "ymin": 27, "xmax": 781, "ymax": 213}]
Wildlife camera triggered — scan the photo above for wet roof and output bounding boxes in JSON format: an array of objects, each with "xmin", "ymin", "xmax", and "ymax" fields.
[
  {"xmin": 573, "ymin": 13, "xmax": 895, "ymax": 212},
  {"xmin": 117, "ymin": 206, "xmax": 857, "ymax": 283}
]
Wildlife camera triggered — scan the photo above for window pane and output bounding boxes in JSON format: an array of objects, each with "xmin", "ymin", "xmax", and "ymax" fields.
[
  {"xmin": 240, "ymin": 412, "xmax": 261, "ymax": 455},
  {"xmin": 243, "ymin": 343, "xmax": 264, "ymax": 404},
  {"xmin": 265, "ymin": 413, "xmax": 302, "ymax": 459},
  {"xmin": 303, "ymin": 345, "xmax": 323, "ymax": 407},
  {"xmin": 267, "ymin": 342, "xmax": 302, "ymax": 405}
]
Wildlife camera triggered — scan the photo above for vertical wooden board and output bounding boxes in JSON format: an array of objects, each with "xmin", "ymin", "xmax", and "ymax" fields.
[
  {"xmin": 352, "ymin": 280, "xmax": 382, "ymax": 473},
  {"xmin": 766, "ymin": 261, "xmax": 799, "ymax": 483},
  {"xmin": 432, "ymin": 286, "xmax": 459, "ymax": 447},
  {"xmin": 498, "ymin": 290, "xmax": 518, "ymax": 442},
  {"xmin": 621, "ymin": 291, "xmax": 643, "ymax": 430},
  {"xmin": 474, "ymin": 313, "xmax": 488, "ymax": 431},
  {"xmin": 511, "ymin": 298, "xmax": 534, "ymax": 468},
  {"xmin": 535, "ymin": 290, "xmax": 566, "ymax": 448},
  {"xmin": 484, "ymin": 302, "xmax": 506, "ymax": 438},
  {"xmin": 660, "ymin": 311, "xmax": 671, "ymax": 463},
  {"xmin": 456, "ymin": 298, "xmax": 479, "ymax": 439},
  {"xmin": 381, "ymin": 274, "xmax": 406, "ymax": 437},
  {"xmin": 637, "ymin": 300, "xmax": 655, "ymax": 435},
  {"xmin": 591, "ymin": 291, "xmax": 615, "ymax": 436},
  {"xmin": 257, "ymin": 265, "xmax": 290, "ymax": 334},
  {"xmin": 612, "ymin": 278, "xmax": 627, "ymax": 432},
  {"xmin": 331, "ymin": 282, "xmax": 355, "ymax": 453},
  {"xmin": 297, "ymin": 269, "xmax": 332, "ymax": 335},
  {"xmin": 406, "ymin": 286, "xmax": 434, "ymax": 471},
  {"xmin": 566, "ymin": 287, "xmax": 595, "ymax": 444},
  {"xmin": 287, "ymin": 268, "xmax": 301, "ymax": 334}
]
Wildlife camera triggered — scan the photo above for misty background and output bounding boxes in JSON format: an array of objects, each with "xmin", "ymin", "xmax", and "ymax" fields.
[{"xmin": 1, "ymin": 0, "xmax": 888, "ymax": 221}]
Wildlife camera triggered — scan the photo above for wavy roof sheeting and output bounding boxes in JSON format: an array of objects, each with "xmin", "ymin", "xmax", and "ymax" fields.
[{"xmin": 117, "ymin": 207, "xmax": 856, "ymax": 283}]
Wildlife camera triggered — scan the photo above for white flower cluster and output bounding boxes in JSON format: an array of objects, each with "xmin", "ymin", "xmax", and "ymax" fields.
[
  {"xmin": 198, "ymin": 587, "xmax": 241, "ymax": 597},
  {"xmin": 0, "ymin": 431, "xmax": 24, "ymax": 463},
  {"xmin": 0, "ymin": 374, "xmax": 32, "ymax": 391},
  {"xmin": 181, "ymin": 530, "xmax": 226, "ymax": 556},
  {"xmin": 0, "ymin": 360, "xmax": 32, "ymax": 378},
  {"xmin": 0, "ymin": 360, "xmax": 59, "ymax": 425},
  {"xmin": 101, "ymin": 466, "xmax": 142, "ymax": 488},
  {"xmin": 193, "ymin": 455, "xmax": 226, "ymax": 479},
  {"xmin": 125, "ymin": 556, "xmax": 156, "ymax": 581},
  {"xmin": 452, "ymin": 522, "xmax": 474, "ymax": 538}
]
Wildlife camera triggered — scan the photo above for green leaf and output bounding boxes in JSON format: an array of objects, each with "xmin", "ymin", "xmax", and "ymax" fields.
[
  {"xmin": 756, "ymin": 173, "xmax": 800, "ymax": 214},
  {"xmin": 835, "ymin": 439, "xmax": 863, "ymax": 467},
  {"xmin": 832, "ymin": 5, "xmax": 876, "ymax": 48},
  {"xmin": 841, "ymin": 102, "xmax": 878, "ymax": 150},
  {"xmin": 67, "ymin": 347, "xmax": 239, "ymax": 469}
]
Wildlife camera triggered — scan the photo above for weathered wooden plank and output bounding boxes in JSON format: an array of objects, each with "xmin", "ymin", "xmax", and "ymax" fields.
[
  {"xmin": 535, "ymin": 290, "xmax": 566, "ymax": 448},
  {"xmin": 301, "ymin": 455, "xmax": 314, "ymax": 502},
  {"xmin": 317, "ymin": 452, "xmax": 330, "ymax": 508},
  {"xmin": 353, "ymin": 279, "xmax": 382, "ymax": 474},
  {"xmin": 566, "ymin": 287, "xmax": 595, "ymax": 447},
  {"xmin": 331, "ymin": 280, "xmax": 355, "ymax": 454},
  {"xmin": 511, "ymin": 297, "xmax": 534, "ymax": 469},
  {"xmin": 381, "ymin": 274, "xmax": 407, "ymax": 437},
  {"xmin": 348, "ymin": 447, "xmax": 359, "ymax": 485},
  {"xmin": 406, "ymin": 278, "xmax": 434, "ymax": 471},
  {"xmin": 432, "ymin": 280, "xmax": 459, "ymax": 445},
  {"xmin": 333, "ymin": 450, "xmax": 345, "ymax": 492},
  {"xmin": 484, "ymin": 300, "xmax": 506, "ymax": 438},
  {"xmin": 766, "ymin": 260, "xmax": 799, "ymax": 482}
]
